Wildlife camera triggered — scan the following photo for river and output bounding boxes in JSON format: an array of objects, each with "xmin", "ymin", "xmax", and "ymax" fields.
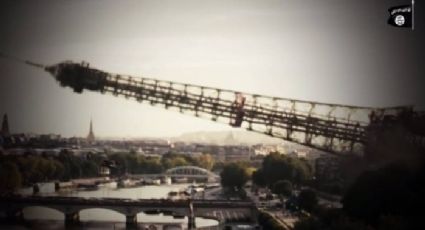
[{"xmin": 1, "ymin": 182, "xmax": 219, "ymax": 229}]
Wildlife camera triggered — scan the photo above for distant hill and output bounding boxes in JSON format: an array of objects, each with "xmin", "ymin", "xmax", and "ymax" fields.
[{"xmin": 171, "ymin": 130, "xmax": 284, "ymax": 145}]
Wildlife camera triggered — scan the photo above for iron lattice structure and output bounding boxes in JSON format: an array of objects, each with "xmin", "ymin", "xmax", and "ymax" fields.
[{"xmin": 36, "ymin": 60, "xmax": 412, "ymax": 155}]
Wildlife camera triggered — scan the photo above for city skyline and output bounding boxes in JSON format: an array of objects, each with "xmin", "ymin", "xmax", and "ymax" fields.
[
  {"xmin": 0, "ymin": 112, "xmax": 285, "ymax": 146},
  {"xmin": 1, "ymin": 0, "xmax": 424, "ymax": 138}
]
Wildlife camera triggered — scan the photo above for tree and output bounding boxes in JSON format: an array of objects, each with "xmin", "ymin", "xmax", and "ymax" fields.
[
  {"xmin": 172, "ymin": 157, "xmax": 189, "ymax": 167},
  {"xmin": 342, "ymin": 161, "xmax": 425, "ymax": 228},
  {"xmin": 298, "ymin": 189, "xmax": 318, "ymax": 212},
  {"xmin": 252, "ymin": 168, "xmax": 266, "ymax": 187},
  {"xmin": 81, "ymin": 161, "xmax": 99, "ymax": 177},
  {"xmin": 51, "ymin": 160, "xmax": 65, "ymax": 180},
  {"xmin": 196, "ymin": 153, "xmax": 214, "ymax": 170},
  {"xmin": 58, "ymin": 151, "xmax": 83, "ymax": 179},
  {"xmin": 38, "ymin": 158, "xmax": 56, "ymax": 180},
  {"xmin": 291, "ymin": 158, "xmax": 312, "ymax": 184},
  {"xmin": 272, "ymin": 180, "xmax": 293, "ymax": 197},
  {"xmin": 161, "ymin": 152, "xmax": 190, "ymax": 169},
  {"xmin": 109, "ymin": 153, "xmax": 129, "ymax": 175},
  {"xmin": 0, "ymin": 161, "xmax": 22, "ymax": 193},
  {"xmin": 125, "ymin": 154, "xmax": 139, "ymax": 174},
  {"xmin": 259, "ymin": 152, "xmax": 312, "ymax": 187},
  {"xmin": 139, "ymin": 156, "xmax": 163, "ymax": 174},
  {"xmin": 220, "ymin": 163, "xmax": 249, "ymax": 189}
]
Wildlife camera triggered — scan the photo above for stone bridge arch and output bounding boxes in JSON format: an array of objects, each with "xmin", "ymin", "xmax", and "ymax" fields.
[
  {"xmin": 21, "ymin": 205, "xmax": 65, "ymax": 220},
  {"xmin": 78, "ymin": 207, "xmax": 126, "ymax": 222}
]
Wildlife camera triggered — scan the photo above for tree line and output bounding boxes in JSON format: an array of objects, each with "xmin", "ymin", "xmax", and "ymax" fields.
[
  {"xmin": 0, "ymin": 150, "xmax": 215, "ymax": 194},
  {"xmin": 107, "ymin": 151, "xmax": 214, "ymax": 175}
]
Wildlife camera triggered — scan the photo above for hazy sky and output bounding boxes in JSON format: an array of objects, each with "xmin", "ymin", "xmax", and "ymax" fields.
[{"xmin": 1, "ymin": 0, "xmax": 424, "ymax": 138}]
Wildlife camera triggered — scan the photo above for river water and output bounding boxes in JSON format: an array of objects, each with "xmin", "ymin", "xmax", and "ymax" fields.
[{"xmin": 2, "ymin": 182, "xmax": 219, "ymax": 229}]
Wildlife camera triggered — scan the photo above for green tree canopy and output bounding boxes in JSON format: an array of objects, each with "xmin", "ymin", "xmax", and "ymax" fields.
[
  {"xmin": 81, "ymin": 161, "xmax": 99, "ymax": 178},
  {"xmin": 342, "ymin": 161, "xmax": 425, "ymax": 228},
  {"xmin": 0, "ymin": 161, "xmax": 22, "ymax": 193},
  {"xmin": 196, "ymin": 153, "xmax": 214, "ymax": 170},
  {"xmin": 220, "ymin": 163, "xmax": 249, "ymax": 189},
  {"xmin": 252, "ymin": 168, "xmax": 266, "ymax": 187},
  {"xmin": 254, "ymin": 152, "xmax": 312, "ymax": 187},
  {"xmin": 272, "ymin": 180, "xmax": 293, "ymax": 197}
]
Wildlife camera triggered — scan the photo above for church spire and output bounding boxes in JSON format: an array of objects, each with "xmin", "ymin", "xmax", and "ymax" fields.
[
  {"xmin": 90, "ymin": 119, "xmax": 93, "ymax": 133},
  {"xmin": 87, "ymin": 118, "xmax": 95, "ymax": 143}
]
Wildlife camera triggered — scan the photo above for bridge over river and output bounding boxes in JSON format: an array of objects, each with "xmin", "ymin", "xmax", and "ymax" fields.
[
  {"xmin": 0, "ymin": 195, "xmax": 257, "ymax": 229},
  {"xmin": 129, "ymin": 166, "xmax": 221, "ymax": 183}
]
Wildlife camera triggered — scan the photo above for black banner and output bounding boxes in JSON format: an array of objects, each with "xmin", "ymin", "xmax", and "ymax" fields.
[{"xmin": 388, "ymin": 5, "xmax": 412, "ymax": 28}]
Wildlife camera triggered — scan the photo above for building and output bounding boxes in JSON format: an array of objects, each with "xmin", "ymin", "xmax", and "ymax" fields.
[
  {"xmin": 223, "ymin": 145, "xmax": 253, "ymax": 162},
  {"xmin": 287, "ymin": 149, "xmax": 308, "ymax": 158},
  {"xmin": 87, "ymin": 119, "xmax": 95, "ymax": 143}
]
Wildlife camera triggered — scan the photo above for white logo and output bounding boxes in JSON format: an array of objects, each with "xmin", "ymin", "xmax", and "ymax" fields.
[{"xmin": 395, "ymin": 15, "xmax": 405, "ymax": 26}]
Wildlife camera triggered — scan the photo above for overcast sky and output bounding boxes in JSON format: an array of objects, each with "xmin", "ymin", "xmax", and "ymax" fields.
[{"xmin": 1, "ymin": 0, "xmax": 424, "ymax": 138}]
